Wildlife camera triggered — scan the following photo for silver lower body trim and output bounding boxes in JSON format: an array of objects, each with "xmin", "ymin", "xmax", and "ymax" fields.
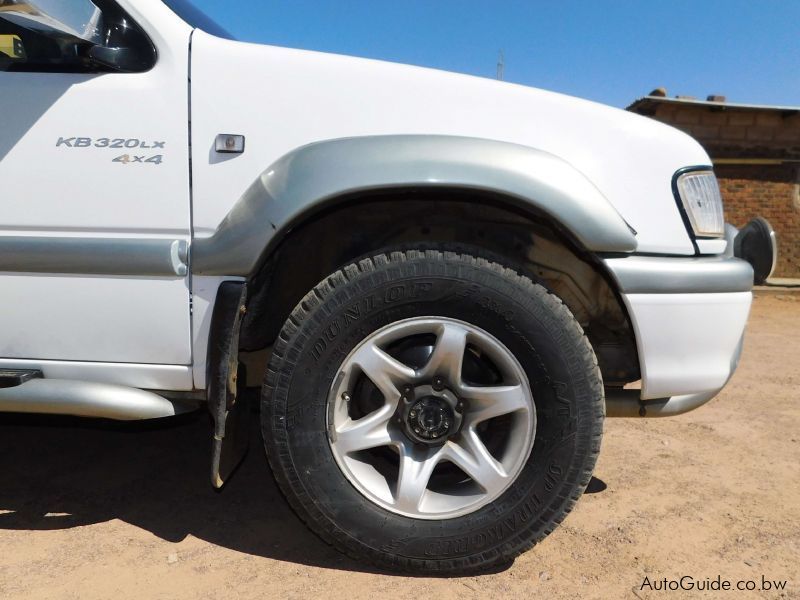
[
  {"xmin": 0, "ymin": 236, "xmax": 188, "ymax": 277},
  {"xmin": 605, "ymin": 388, "xmax": 718, "ymax": 418},
  {"xmin": 0, "ymin": 379, "xmax": 198, "ymax": 420},
  {"xmin": 603, "ymin": 254, "xmax": 754, "ymax": 294}
]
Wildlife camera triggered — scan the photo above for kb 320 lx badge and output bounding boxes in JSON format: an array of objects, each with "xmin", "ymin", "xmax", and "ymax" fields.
[
  {"xmin": 56, "ymin": 137, "xmax": 166, "ymax": 149},
  {"xmin": 55, "ymin": 137, "xmax": 166, "ymax": 165}
]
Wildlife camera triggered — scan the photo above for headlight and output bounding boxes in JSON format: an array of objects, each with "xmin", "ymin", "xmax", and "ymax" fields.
[{"xmin": 675, "ymin": 170, "xmax": 725, "ymax": 238}]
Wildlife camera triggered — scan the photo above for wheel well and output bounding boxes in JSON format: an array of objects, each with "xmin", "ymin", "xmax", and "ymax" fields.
[{"xmin": 240, "ymin": 189, "xmax": 640, "ymax": 386}]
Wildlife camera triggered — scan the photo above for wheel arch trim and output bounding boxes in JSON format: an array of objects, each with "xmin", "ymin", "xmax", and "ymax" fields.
[{"xmin": 191, "ymin": 135, "xmax": 638, "ymax": 276}]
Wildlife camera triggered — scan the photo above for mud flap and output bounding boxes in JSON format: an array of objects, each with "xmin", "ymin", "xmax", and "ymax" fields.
[{"xmin": 207, "ymin": 281, "xmax": 249, "ymax": 489}]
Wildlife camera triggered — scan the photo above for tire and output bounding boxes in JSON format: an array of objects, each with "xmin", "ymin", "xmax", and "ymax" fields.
[{"xmin": 262, "ymin": 250, "xmax": 603, "ymax": 574}]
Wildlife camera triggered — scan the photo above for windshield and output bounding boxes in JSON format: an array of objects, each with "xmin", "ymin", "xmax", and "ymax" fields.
[{"xmin": 161, "ymin": 0, "xmax": 233, "ymax": 39}]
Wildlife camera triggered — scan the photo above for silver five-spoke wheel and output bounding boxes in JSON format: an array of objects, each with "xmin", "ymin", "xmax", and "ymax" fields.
[{"xmin": 328, "ymin": 317, "xmax": 535, "ymax": 519}]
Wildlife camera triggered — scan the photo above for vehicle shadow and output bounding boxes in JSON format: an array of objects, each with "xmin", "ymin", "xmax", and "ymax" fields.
[
  {"xmin": 0, "ymin": 403, "xmax": 608, "ymax": 575},
  {"xmin": 0, "ymin": 407, "xmax": 370, "ymax": 571}
]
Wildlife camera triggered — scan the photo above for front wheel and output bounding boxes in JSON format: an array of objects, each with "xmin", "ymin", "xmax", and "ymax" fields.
[{"xmin": 262, "ymin": 250, "xmax": 603, "ymax": 574}]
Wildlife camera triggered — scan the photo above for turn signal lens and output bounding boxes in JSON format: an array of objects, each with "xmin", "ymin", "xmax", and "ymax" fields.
[{"xmin": 676, "ymin": 170, "xmax": 725, "ymax": 238}]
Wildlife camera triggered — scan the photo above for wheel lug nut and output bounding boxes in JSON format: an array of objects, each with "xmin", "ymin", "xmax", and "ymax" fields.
[
  {"xmin": 403, "ymin": 385, "xmax": 413, "ymax": 394},
  {"xmin": 409, "ymin": 410, "xmax": 416, "ymax": 417},
  {"xmin": 433, "ymin": 377, "xmax": 444, "ymax": 390},
  {"xmin": 414, "ymin": 428, "xmax": 420, "ymax": 434}
]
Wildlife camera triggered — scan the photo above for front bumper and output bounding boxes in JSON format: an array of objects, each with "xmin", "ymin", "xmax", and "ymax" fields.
[{"xmin": 604, "ymin": 252, "xmax": 753, "ymax": 402}]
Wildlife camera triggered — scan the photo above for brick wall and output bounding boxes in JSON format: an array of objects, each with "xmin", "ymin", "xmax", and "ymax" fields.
[
  {"xmin": 715, "ymin": 165, "xmax": 800, "ymax": 278},
  {"xmin": 643, "ymin": 103, "xmax": 800, "ymax": 160}
]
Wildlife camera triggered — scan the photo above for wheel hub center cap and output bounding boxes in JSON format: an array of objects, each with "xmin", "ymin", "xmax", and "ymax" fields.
[
  {"xmin": 410, "ymin": 397, "xmax": 453, "ymax": 437},
  {"xmin": 400, "ymin": 384, "xmax": 462, "ymax": 445}
]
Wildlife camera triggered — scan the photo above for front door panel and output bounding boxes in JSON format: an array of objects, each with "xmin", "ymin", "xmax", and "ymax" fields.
[{"xmin": 0, "ymin": 2, "xmax": 194, "ymax": 365}]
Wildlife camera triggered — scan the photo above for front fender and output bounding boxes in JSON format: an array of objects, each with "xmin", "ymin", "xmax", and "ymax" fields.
[{"xmin": 192, "ymin": 135, "xmax": 637, "ymax": 276}]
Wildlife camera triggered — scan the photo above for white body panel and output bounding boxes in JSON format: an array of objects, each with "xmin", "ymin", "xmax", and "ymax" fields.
[
  {"xmin": 189, "ymin": 31, "xmax": 709, "ymax": 255},
  {"xmin": 0, "ymin": 273, "xmax": 189, "ymax": 364},
  {"xmin": 624, "ymin": 292, "xmax": 752, "ymax": 399},
  {"xmin": 0, "ymin": 2, "xmax": 193, "ymax": 368},
  {"xmin": 0, "ymin": 2, "xmax": 749, "ymax": 404}
]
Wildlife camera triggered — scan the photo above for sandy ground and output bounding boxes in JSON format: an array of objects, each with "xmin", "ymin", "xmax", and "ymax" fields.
[{"xmin": 0, "ymin": 293, "xmax": 797, "ymax": 599}]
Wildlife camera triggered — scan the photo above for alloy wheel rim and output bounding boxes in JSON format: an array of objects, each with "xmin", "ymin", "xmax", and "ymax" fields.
[{"xmin": 327, "ymin": 317, "xmax": 536, "ymax": 519}]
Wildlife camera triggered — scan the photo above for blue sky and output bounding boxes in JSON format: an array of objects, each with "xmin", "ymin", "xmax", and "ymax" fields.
[{"xmin": 189, "ymin": 0, "xmax": 799, "ymax": 109}]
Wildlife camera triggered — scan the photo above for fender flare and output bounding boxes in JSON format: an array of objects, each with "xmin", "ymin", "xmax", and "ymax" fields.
[{"xmin": 192, "ymin": 135, "xmax": 637, "ymax": 276}]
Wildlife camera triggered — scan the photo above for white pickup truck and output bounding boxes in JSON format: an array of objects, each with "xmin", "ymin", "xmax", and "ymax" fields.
[{"xmin": 0, "ymin": 0, "xmax": 775, "ymax": 574}]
